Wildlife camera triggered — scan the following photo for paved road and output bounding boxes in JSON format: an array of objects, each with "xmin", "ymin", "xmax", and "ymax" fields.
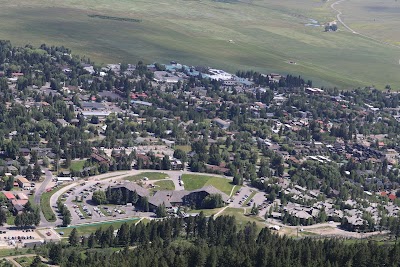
[
  {"xmin": 34, "ymin": 169, "xmax": 53, "ymax": 226},
  {"xmin": 34, "ymin": 169, "xmax": 53, "ymax": 205}
]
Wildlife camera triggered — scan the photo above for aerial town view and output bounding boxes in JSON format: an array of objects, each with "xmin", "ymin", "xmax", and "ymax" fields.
[{"xmin": 0, "ymin": 0, "xmax": 399, "ymax": 266}]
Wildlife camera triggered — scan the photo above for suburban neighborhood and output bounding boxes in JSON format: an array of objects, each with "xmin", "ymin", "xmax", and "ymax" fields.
[{"xmin": 0, "ymin": 42, "xmax": 399, "ymax": 266}]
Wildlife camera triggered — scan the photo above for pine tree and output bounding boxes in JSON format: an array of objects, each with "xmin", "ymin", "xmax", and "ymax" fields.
[
  {"xmin": 117, "ymin": 223, "xmax": 129, "ymax": 245},
  {"xmin": 69, "ymin": 228, "xmax": 79, "ymax": 246},
  {"xmin": 251, "ymin": 203, "xmax": 259, "ymax": 215},
  {"xmin": 30, "ymin": 255, "xmax": 42, "ymax": 267},
  {"xmin": 25, "ymin": 165, "xmax": 33, "ymax": 180},
  {"xmin": 0, "ymin": 208, "xmax": 6, "ymax": 226},
  {"xmin": 33, "ymin": 163, "xmax": 41, "ymax": 181},
  {"xmin": 49, "ymin": 244, "xmax": 62, "ymax": 264},
  {"xmin": 156, "ymin": 203, "xmax": 167, "ymax": 218},
  {"xmin": 88, "ymin": 233, "xmax": 96, "ymax": 248}
]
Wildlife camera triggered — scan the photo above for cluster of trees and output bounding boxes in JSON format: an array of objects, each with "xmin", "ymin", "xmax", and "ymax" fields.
[
  {"xmin": 38, "ymin": 214, "xmax": 400, "ymax": 267},
  {"xmin": 201, "ymin": 194, "xmax": 224, "ymax": 209},
  {"xmin": 325, "ymin": 23, "xmax": 338, "ymax": 32},
  {"xmin": 57, "ymin": 199, "xmax": 71, "ymax": 226},
  {"xmin": 14, "ymin": 201, "xmax": 40, "ymax": 227},
  {"xmin": 92, "ymin": 187, "xmax": 150, "ymax": 211}
]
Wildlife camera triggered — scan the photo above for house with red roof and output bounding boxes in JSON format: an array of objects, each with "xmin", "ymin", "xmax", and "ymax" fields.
[{"xmin": 3, "ymin": 191, "xmax": 15, "ymax": 200}]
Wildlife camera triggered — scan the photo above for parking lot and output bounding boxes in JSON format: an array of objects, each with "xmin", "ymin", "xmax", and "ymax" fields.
[
  {"xmin": 231, "ymin": 186, "xmax": 253, "ymax": 208},
  {"xmin": 228, "ymin": 184, "xmax": 271, "ymax": 215},
  {"xmin": 58, "ymin": 178, "xmax": 154, "ymax": 225},
  {"xmin": 0, "ymin": 229, "xmax": 42, "ymax": 248}
]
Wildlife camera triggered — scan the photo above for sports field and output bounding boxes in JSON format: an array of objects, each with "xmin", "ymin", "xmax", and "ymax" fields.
[{"xmin": 0, "ymin": 0, "xmax": 399, "ymax": 88}]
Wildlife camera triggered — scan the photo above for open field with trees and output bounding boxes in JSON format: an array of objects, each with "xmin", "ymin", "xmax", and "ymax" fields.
[{"xmin": 0, "ymin": 0, "xmax": 399, "ymax": 88}]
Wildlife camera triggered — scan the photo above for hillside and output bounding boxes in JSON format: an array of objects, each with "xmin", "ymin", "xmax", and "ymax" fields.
[{"xmin": 0, "ymin": 0, "xmax": 399, "ymax": 88}]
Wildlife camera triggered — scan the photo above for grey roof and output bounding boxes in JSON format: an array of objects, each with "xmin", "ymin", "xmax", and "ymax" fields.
[
  {"xmin": 149, "ymin": 190, "xmax": 189, "ymax": 207},
  {"xmin": 112, "ymin": 182, "xmax": 149, "ymax": 197},
  {"xmin": 148, "ymin": 185, "xmax": 229, "ymax": 207},
  {"xmin": 98, "ymin": 91, "xmax": 122, "ymax": 100},
  {"xmin": 191, "ymin": 186, "xmax": 230, "ymax": 202},
  {"xmin": 81, "ymin": 101, "xmax": 106, "ymax": 110}
]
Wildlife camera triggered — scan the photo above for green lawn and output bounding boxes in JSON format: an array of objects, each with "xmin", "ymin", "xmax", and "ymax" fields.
[
  {"xmin": 40, "ymin": 185, "xmax": 66, "ymax": 222},
  {"xmin": 187, "ymin": 207, "xmax": 224, "ymax": 216},
  {"xmin": 152, "ymin": 180, "xmax": 175, "ymax": 191},
  {"xmin": 123, "ymin": 172, "xmax": 168, "ymax": 182},
  {"xmin": 221, "ymin": 207, "xmax": 266, "ymax": 230},
  {"xmin": 0, "ymin": 248, "xmax": 30, "ymax": 257},
  {"xmin": 70, "ymin": 160, "xmax": 86, "ymax": 172},
  {"xmin": 181, "ymin": 174, "xmax": 234, "ymax": 195},
  {"xmin": 175, "ymin": 145, "xmax": 191, "ymax": 153},
  {"xmin": 57, "ymin": 218, "xmax": 140, "ymax": 236},
  {"xmin": 6, "ymin": 215, "xmax": 15, "ymax": 225}
]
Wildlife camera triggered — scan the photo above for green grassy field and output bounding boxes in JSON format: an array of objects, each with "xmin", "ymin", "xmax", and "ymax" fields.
[
  {"xmin": 181, "ymin": 174, "xmax": 234, "ymax": 195},
  {"xmin": 56, "ymin": 218, "xmax": 140, "ymax": 236},
  {"xmin": 123, "ymin": 172, "xmax": 168, "ymax": 182},
  {"xmin": 0, "ymin": 0, "xmax": 399, "ymax": 88},
  {"xmin": 339, "ymin": 0, "xmax": 400, "ymax": 46},
  {"xmin": 152, "ymin": 180, "xmax": 175, "ymax": 191},
  {"xmin": 70, "ymin": 160, "xmax": 86, "ymax": 172},
  {"xmin": 0, "ymin": 248, "xmax": 30, "ymax": 257},
  {"xmin": 174, "ymin": 145, "xmax": 191, "ymax": 153}
]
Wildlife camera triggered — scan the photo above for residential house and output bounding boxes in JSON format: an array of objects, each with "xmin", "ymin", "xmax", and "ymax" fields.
[{"xmin": 17, "ymin": 177, "xmax": 31, "ymax": 189}]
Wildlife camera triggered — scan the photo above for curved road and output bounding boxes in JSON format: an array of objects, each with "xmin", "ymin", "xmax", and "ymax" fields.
[
  {"xmin": 329, "ymin": 0, "xmax": 400, "ymax": 49},
  {"xmin": 34, "ymin": 169, "xmax": 53, "ymax": 224},
  {"xmin": 330, "ymin": 0, "xmax": 357, "ymax": 34}
]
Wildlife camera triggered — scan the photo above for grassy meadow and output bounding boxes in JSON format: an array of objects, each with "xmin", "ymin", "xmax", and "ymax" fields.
[
  {"xmin": 181, "ymin": 174, "xmax": 235, "ymax": 195},
  {"xmin": 0, "ymin": 0, "xmax": 399, "ymax": 88}
]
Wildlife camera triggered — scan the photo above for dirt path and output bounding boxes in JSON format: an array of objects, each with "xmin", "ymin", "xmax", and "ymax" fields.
[
  {"xmin": 228, "ymin": 185, "xmax": 237, "ymax": 197},
  {"xmin": 214, "ymin": 206, "xmax": 228, "ymax": 217},
  {"xmin": 329, "ymin": 0, "xmax": 400, "ymax": 49},
  {"xmin": 330, "ymin": 0, "xmax": 357, "ymax": 34}
]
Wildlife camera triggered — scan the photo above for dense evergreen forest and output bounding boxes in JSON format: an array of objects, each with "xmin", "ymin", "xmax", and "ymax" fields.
[{"xmin": 36, "ymin": 214, "xmax": 400, "ymax": 267}]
